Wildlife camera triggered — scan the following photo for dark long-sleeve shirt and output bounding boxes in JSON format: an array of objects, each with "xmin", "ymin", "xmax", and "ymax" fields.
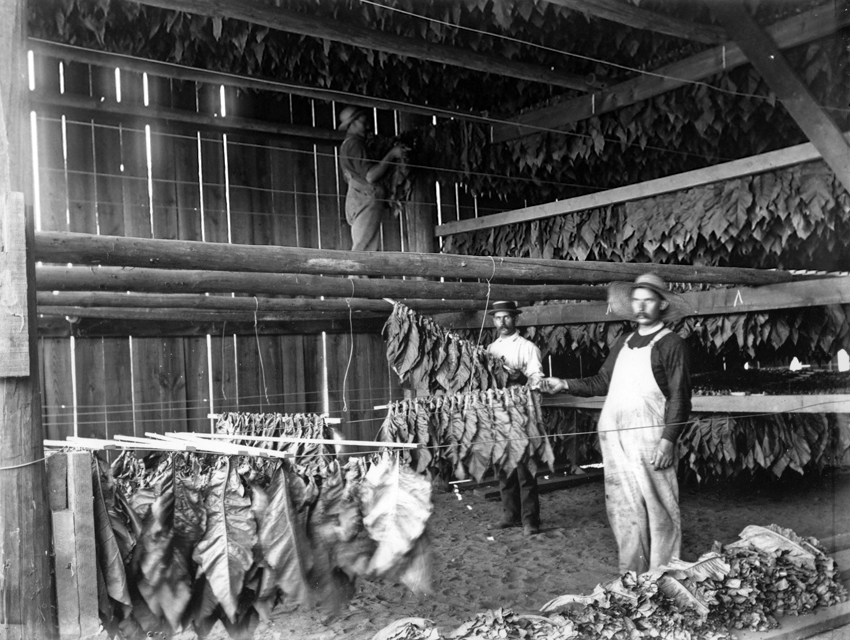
[{"xmin": 565, "ymin": 327, "xmax": 692, "ymax": 443}]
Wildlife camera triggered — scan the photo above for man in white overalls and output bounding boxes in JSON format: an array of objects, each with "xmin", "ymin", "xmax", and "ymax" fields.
[{"xmin": 544, "ymin": 273, "xmax": 692, "ymax": 573}]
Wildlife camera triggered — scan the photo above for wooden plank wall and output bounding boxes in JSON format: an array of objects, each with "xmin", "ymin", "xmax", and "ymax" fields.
[{"xmin": 33, "ymin": 54, "xmax": 405, "ymax": 446}]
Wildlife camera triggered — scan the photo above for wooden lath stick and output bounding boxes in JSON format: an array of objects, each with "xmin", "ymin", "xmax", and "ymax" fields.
[
  {"xmin": 187, "ymin": 431, "xmax": 419, "ymax": 450},
  {"xmin": 207, "ymin": 412, "xmax": 342, "ymax": 424}
]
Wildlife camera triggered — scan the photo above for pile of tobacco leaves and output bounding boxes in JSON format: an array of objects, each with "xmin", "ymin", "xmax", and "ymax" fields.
[
  {"xmin": 92, "ymin": 447, "xmax": 433, "ymax": 639},
  {"xmin": 373, "ymin": 524, "xmax": 847, "ymax": 640},
  {"xmin": 691, "ymin": 369, "xmax": 850, "ymax": 396}
]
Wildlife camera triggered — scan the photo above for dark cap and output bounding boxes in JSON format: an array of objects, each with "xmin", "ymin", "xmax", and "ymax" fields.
[{"xmin": 488, "ymin": 301, "xmax": 522, "ymax": 315}]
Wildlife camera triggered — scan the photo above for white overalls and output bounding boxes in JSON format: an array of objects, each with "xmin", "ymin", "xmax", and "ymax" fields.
[{"xmin": 598, "ymin": 329, "xmax": 681, "ymax": 574}]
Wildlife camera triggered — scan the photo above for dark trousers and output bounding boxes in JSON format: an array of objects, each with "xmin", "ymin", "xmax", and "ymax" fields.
[{"xmin": 498, "ymin": 461, "xmax": 539, "ymax": 526}]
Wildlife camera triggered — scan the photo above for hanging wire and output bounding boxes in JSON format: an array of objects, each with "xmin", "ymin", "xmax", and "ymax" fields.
[
  {"xmin": 253, "ymin": 296, "xmax": 271, "ymax": 407},
  {"xmin": 341, "ymin": 278, "xmax": 356, "ymax": 413},
  {"xmin": 476, "ymin": 255, "xmax": 498, "ymax": 348}
]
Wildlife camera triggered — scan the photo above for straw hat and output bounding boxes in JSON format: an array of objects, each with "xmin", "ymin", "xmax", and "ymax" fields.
[
  {"xmin": 488, "ymin": 301, "xmax": 522, "ymax": 315},
  {"xmin": 607, "ymin": 273, "xmax": 692, "ymax": 322},
  {"xmin": 338, "ymin": 106, "xmax": 367, "ymax": 131}
]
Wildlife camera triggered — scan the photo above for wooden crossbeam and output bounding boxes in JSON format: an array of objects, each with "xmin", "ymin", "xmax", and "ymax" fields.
[
  {"xmin": 432, "ymin": 276, "xmax": 850, "ymax": 329},
  {"xmin": 493, "ymin": 5, "xmax": 847, "ymax": 142},
  {"xmin": 36, "ymin": 291, "xmax": 490, "ymax": 313},
  {"xmin": 28, "ymin": 38, "xmax": 492, "ymax": 127},
  {"xmin": 136, "ymin": 0, "xmax": 595, "ymax": 92},
  {"xmin": 544, "ymin": 0, "xmax": 725, "ymax": 43},
  {"xmin": 709, "ymin": 0, "xmax": 850, "ymax": 195},
  {"xmin": 437, "ymin": 132, "xmax": 850, "ymax": 236},
  {"xmin": 33, "ymin": 231, "xmax": 795, "ymax": 285},
  {"xmin": 32, "ymin": 91, "xmax": 343, "ymax": 144}
]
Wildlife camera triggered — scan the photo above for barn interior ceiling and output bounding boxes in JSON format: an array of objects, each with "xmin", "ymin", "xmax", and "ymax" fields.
[{"xmin": 26, "ymin": 0, "xmax": 850, "ymax": 334}]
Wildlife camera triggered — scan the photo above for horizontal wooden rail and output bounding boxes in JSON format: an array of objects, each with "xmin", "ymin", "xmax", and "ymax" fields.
[
  {"xmin": 543, "ymin": 394, "xmax": 850, "ymax": 414},
  {"xmin": 437, "ymin": 133, "xmax": 850, "ymax": 236},
  {"xmin": 432, "ymin": 276, "xmax": 850, "ymax": 329},
  {"xmin": 34, "ymin": 231, "xmax": 795, "ymax": 285},
  {"xmin": 32, "ymin": 91, "xmax": 343, "ymax": 144},
  {"xmin": 35, "ymin": 266, "xmax": 606, "ymax": 301},
  {"xmin": 36, "ymin": 291, "xmax": 490, "ymax": 314}
]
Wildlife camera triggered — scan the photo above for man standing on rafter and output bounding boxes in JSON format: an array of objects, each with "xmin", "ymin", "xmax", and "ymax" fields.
[{"xmin": 337, "ymin": 106, "xmax": 406, "ymax": 252}]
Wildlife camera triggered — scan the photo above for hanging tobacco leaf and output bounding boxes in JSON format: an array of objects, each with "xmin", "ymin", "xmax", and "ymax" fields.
[
  {"xmin": 361, "ymin": 453, "xmax": 432, "ymax": 577},
  {"xmin": 134, "ymin": 457, "xmax": 198, "ymax": 629},
  {"xmin": 254, "ymin": 464, "xmax": 315, "ymax": 607},
  {"xmin": 91, "ymin": 454, "xmax": 132, "ymax": 612},
  {"xmin": 192, "ymin": 460, "xmax": 258, "ymax": 623}
]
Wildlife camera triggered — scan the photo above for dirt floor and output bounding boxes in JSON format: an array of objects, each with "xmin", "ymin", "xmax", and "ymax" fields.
[{"xmin": 206, "ymin": 468, "xmax": 850, "ymax": 640}]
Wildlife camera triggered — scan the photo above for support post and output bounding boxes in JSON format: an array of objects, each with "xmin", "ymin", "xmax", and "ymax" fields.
[
  {"xmin": 0, "ymin": 0, "xmax": 58, "ymax": 637},
  {"xmin": 398, "ymin": 114, "xmax": 437, "ymax": 257}
]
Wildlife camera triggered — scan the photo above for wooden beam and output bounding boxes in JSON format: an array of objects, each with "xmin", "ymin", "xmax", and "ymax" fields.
[
  {"xmin": 32, "ymin": 91, "xmax": 343, "ymax": 144},
  {"xmin": 544, "ymin": 0, "xmax": 726, "ymax": 44},
  {"xmin": 710, "ymin": 0, "xmax": 850, "ymax": 195},
  {"xmin": 436, "ymin": 132, "xmax": 850, "ymax": 236},
  {"xmin": 545, "ymin": 394, "xmax": 850, "ymax": 414},
  {"xmin": 35, "ymin": 265, "xmax": 606, "ymax": 301},
  {"xmin": 37, "ymin": 305, "xmax": 389, "ymax": 323},
  {"xmin": 136, "ymin": 0, "xmax": 595, "ymax": 92},
  {"xmin": 0, "ymin": 0, "xmax": 57, "ymax": 636},
  {"xmin": 34, "ymin": 231, "xmax": 795, "ymax": 285},
  {"xmin": 36, "ymin": 291, "xmax": 491, "ymax": 314},
  {"xmin": 28, "ymin": 38, "xmax": 494, "ymax": 127},
  {"xmin": 35, "ymin": 315, "xmax": 388, "ymax": 338},
  {"xmin": 432, "ymin": 276, "xmax": 850, "ymax": 329},
  {"xmin": 493, "ymin": 5, "xmax": 847, "ymax": 141}
]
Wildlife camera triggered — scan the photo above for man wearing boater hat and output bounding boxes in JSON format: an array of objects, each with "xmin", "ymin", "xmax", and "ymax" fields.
[
  {"xmin": 337, "ymin": 106, "xmax": 406, "ymax": 252},
  {"xmin": 487, "ymin": 301, "xmax": 544, "ymax": 536},
  {"xmin": 543, "ymin": 273, "xmax": 692, "ymax": 573}
]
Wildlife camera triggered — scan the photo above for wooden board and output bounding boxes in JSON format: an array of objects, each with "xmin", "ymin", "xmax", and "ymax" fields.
[
  {"xmin": 314, "ymin": 101, "xmax": 343, "ymax": 251},
  {"xmin": 543, "ymin": 394, "xmax": 850, "ymax": 414},
  {"xmin": 63, "ymin": 62, "xmax": 98, "ymax": 236},
  {"xmin": 40, "ymin": 337, "xmax": 74, "ymax": 440},
  {"xmin": 0, "ymin": 193, "xmax": 29, "ymax": 376},
  {"xmin": 131, "ymin": 337, "xmax": 188, "ymax": 435},
  {"xmin": 278, "ymin": 335, "xmax": 309, "ymax": 413},
  {"xmin": 91, "ymin": 67, "xmax": 126, "ymax": 238},
  {"xmin": 119, "ymin": 70, "xmax": 153, "ymax": 239},
  {"xmin": 209, "ymin": 333, "xmax": 239, "ymax": 415},
  {"xmin": 72, "ymin": 337, "xmax": 106, "ymax": 439},
  {"xmin": 182, "ymin": 336, "xmax": 210, "ymax": 433},
  {"xmin": 436, "ymin": 136, "xmax": 850, "ymax": 236},
  {"xmin": 101, "ymin": 337, "xmax": 135, "ymax": 442}
]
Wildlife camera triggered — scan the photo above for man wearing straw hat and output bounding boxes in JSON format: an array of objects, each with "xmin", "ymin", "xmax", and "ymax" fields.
[
  {"xmin": 543, "ymin": 273, "xmax": 692, "ymax": 573},
  {"xmin": 487, "ymin": 301, "xmax": 545, "ymax": 537},
  {"xmin": 337, "ymin": 106, "xmax": 406, "ymax": 252}
]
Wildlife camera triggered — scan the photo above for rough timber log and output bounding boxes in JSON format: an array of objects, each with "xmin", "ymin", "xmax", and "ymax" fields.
[
  {"xmin": 35, "ymin": 265, "xmax": 607, "ymax": 301},
  {"xmin": 35, "ymin": 231, "xmax": 795, "ymax": 285}
]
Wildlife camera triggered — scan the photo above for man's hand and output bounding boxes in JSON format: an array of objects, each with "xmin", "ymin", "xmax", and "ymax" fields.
[
  {"xmin": 542, "ymin": 377, "xmax": 568, "ymax": 394},
  {"xmin": 650, "ymin": 438, "xmax": 675, "ymax": 470}
]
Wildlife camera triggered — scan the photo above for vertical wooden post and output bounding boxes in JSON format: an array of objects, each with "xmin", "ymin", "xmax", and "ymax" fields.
[
  {"xmin": 398, "ymin": 113, "xmax": 437, "ymax": 256},
  {"xmin": 0, "ymin": 0, "xmax": 59, "ymax": 638}
]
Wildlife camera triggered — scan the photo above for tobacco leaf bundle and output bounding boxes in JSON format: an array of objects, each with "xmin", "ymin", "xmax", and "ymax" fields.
[
  {"xmin": 383, "ymin": 302, "xmax": 509, "ymax": 394},
  {"xmin": 379, "ymin": 386, "xmax": 555, "ymax": 482}
]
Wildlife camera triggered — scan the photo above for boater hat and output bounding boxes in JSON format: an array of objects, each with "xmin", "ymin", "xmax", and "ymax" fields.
[
  {"xmin": 488, "ymin": 301, "xmax": 522, "ymax": 315},
  {"xmin": 338, "ymin": 105, "xmax": 367, "ymax": 131},
  {"xmin": 607, "ymin": 273, "xmax": 692, "ymax": 322}
]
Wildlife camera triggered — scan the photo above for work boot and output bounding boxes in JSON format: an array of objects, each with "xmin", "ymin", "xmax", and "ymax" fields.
[{"xmin": 523, "ymin": 524, "xmax": 540, "ymax": 537}]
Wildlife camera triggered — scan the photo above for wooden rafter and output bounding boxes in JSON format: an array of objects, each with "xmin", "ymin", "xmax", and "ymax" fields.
[
  {"xmin": 28, "ymin": 39, "xmax": 494, "ymax": 127},
  {"xmin": 544, "ymin": 0, "xmax": 725, "ymax": 44},
  {"xmin": 32, "ymin": 91, "xmax": 343, "ymax": 144},
  {"xmin": 493, "ymin": 4, "xmax": 847, "ymax": 142},
  {"xmin": 35, "ymin": 265, "xmax": 607, "ymax": 302},
  {"xmin": 437, "ymin": 131, "xmax": 849, "ymax": 236},
  {"xmin": 136, "ymin": 0, "xmax": 595, "ymax": 92},
  {"xmin": 34, "ymin": 231, "xmax": 795, "ymax": 285},
  {"xmin": 710, "ymin": 0, "xmax": 850, "ymax": 195},
  {"xmin": 432, "ymin": 276, "xmax": 850, "ymax": 329}
]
